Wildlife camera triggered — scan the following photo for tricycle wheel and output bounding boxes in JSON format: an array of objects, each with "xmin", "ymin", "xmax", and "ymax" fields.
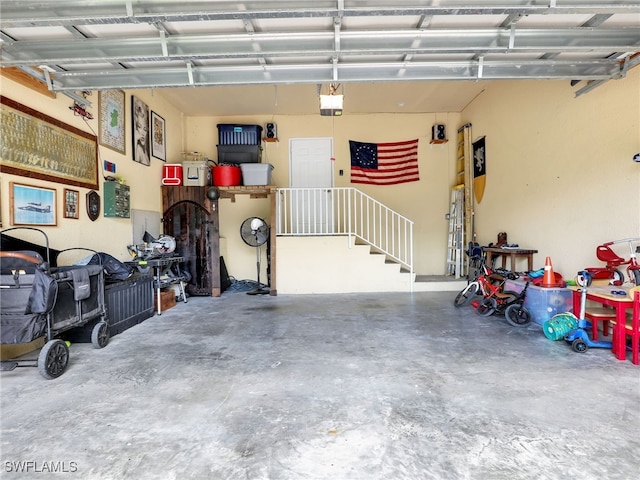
[
  {"xmin": 611, "ymin": 270, "xmax": 625, "ymax": 286},
  {"xmin": 572, "ymin": 338, "xmax": 588, "ymax": 353},
  {"xmin": 504, "ymin": 304, "xmax": 531, "ymax": 327},
  {"xmin": 454, "ymin": 283, "xmax": 478, "ymax": 307},
  {"xmin": 38, "ymin": 339, "xmax": 69, "ymax": 380},
  {"xmin": 91, "ymin": 321, "xmax": 110, "ymax": 349},
  {"xmin": 632, "ymin": 268, "xmax": 640, "ymax": 287},
  {"xmin": 576, "ymin": 271, "xmax": 592, "ymax": 287},
  {"xmin": 476, "ymin": 298, "xmax": 496, "ymax": 316}
]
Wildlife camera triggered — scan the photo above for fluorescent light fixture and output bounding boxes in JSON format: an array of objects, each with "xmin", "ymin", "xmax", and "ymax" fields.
[{"xmin": 319, "ymin": 94, "xmax": 343, "ymax": 116}]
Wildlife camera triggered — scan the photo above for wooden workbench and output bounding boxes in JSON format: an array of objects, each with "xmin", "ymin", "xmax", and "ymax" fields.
[{"xmin": 484, "ymin": 247, "xmax": 538, "ymax": 272}]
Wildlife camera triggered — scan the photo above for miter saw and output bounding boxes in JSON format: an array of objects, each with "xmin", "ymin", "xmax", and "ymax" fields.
[{"xmin": 127, "ymin": 232, "xmax": 177, "ymax": 260}]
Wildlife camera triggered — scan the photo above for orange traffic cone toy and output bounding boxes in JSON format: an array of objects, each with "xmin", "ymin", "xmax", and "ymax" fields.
[{"xmin": 541, "ymin": 256, "xmax": 561, "ymax": 287}]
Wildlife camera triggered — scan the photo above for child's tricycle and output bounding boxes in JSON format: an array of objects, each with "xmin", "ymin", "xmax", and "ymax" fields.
[{"xmin": 579, "ymin": 238, "xmax": 640, "ymax": 287}]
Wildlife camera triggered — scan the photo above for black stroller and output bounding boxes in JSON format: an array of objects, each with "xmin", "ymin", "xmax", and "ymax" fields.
[{"xmin": 1, "ymin": 228, "xmax": 109, "ymax": 379}]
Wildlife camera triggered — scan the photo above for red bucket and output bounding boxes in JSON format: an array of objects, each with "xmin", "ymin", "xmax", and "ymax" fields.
[{"xmin": 212, "ymin": 165, "xmax": 242, "ymax": 186}]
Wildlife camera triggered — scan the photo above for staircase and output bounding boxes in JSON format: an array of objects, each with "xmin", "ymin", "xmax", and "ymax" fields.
[{"xmin": 275, "ymin": 187, "xmax": 466, "ymax": 294}]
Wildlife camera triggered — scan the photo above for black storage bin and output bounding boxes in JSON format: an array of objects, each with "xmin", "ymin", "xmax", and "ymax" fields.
[
  {"xmin": 52, "ymin": 268, "xmax": 103, "ymax": 324},
  {"xmin": 64, "ymin": 274, "xmax": 154, "ymax": 342},
  {"xmin": 217, "ymin": 124, "xmax": 263, "ymax": 145},
  {"xmin": 217, "ymin": 144, "xmax": 262, "ymax": 164}
]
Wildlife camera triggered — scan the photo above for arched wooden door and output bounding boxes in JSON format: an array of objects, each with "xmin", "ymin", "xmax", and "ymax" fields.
[{"xmin": 163, "ymin": 200, "xmax": 214, "ymax": 296}]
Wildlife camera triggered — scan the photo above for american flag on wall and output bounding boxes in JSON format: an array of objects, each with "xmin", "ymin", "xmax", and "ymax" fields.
[{"xmin": 349, "ymin": 138, "xmax": 419, "ymax": 185}]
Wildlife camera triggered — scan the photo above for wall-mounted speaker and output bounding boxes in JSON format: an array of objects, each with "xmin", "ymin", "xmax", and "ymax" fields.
[
  {"xmin": 265, "ymin": 122, "xmax": 277, "ymax": 139},
  {"xmin": 432, "ymin": 124, "xmax": 446, "ymax": 141}
]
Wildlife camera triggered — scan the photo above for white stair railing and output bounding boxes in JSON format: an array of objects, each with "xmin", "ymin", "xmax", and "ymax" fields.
[{"xmin": 276, "ymin": 187, "xmax": 413, "ymax": 277}]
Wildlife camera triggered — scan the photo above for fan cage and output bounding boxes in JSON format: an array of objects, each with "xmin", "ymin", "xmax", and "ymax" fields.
[{"xmin": 240, "ymin": 217, "xmax": 269, "ymax": 247}]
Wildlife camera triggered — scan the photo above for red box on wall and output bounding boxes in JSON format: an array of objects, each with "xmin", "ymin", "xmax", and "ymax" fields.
[{"xmin": 162, "ymin": 164, "xmax": 183, "ymax": 186}]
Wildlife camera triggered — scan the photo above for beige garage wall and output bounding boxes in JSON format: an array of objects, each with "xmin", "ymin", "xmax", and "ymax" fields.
[
  {"xmin": 461, "ymin": 67, "xmax": 640, "ymax": 279},
  {"xmin": 2, "ymin": 68, "xmax": 638, "ymax": 283},
  {"xmin": 0, "ymin": 78, "xmax": 183, "ymax": 260},
  {"xmin": 185, "ymin": 112, "xmax": 461, "ymax": 280},
  {"xmin": 186, "ymin": 69, "xmax": 640, "ymax": 282}
]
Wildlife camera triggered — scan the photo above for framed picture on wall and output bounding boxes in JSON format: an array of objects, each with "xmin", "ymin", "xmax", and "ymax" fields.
[
  {"xmin": 99, "ymin": 90, "xmax": 126, "ymax": 154},
  {"xmin": 150, "ymin": 111, "xmax": 166, "ymax": 161},
  {"xmin": 64, "ymin": 188, "xmax": 80, "ymax": 219},
  {"xmin": 10, "ymin": 182, "xmax": 57, "ymax": 226},
  {"xmin": 131, "ymin": 95, "xmax": 150, "ymax": 166},
  {"xmin": 0, "ymin": 96, "xmax": 99, "ymax": 190}
]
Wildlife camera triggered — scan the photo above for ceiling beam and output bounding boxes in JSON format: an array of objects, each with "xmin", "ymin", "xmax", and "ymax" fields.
[
  {"xmin": 2, "ymin": 28, "xmax": 638, "ymax": 66},
  {"xmin": 1, "ymin": 2, "xmax": 639, "ymax": 27},
  {"xmin": 1, "ymin": 2, "xmax": 637, "ymax": 95},
  {"xmin": 41, "ymin": 57, "xmax": 624, "ymax": 92}
]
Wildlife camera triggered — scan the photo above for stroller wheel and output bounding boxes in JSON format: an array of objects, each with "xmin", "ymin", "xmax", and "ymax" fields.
[
  {"xmin": 38, "ymin": 339, "xmax": 69, "ymax": 380},
  {"xmin": 91, "ymin": 321, "xmax": 110, "ymax": 349},
  {"xmin": 572, "ymin": 338, "xmax": 588, "ymax": 353}
]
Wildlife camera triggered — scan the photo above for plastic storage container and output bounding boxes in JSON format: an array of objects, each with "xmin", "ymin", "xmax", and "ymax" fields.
[
  {"xmin": 504, "ymin": 279, "xmax": 573, "ymax": 325},
  {"xmin": 182, "ymin": 161, "xmax": 211, "ymax": 186},
  {"xmin": 162, "ymin": 164, "xmax": 183, "ymax": 186},
  {"xmin": 217, "ymin": 144, "xmax": 262, "ymax": 164},
  {"xmin": 212, "ymin": 165, "xmax": 242, "ymax": 186},
  {"xmin": 241, "ymin": 163, "xmax": 274, "ymax": 185},
  {"xmin": 217, "ymin": 124, "xmax": 263, "ymax": 145}
]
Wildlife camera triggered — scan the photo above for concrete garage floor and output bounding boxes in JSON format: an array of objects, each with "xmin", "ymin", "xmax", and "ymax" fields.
[{"xmin": 1, "ymin": 291, "xmax": 639, "ymax": 480}]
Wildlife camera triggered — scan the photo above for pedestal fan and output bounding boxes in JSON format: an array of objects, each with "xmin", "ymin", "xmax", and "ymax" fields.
[{"xmin": 240, "ymin": 217, "xmax": 270, "ymax": 295}]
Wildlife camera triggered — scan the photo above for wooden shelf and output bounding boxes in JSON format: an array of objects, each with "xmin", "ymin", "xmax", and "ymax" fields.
[
  {"xmin": 263, "ymin": 138, "xmax": 279, "ymax": 143},
  {"xmin": 429, "ymin": 139, "xmax": 449, "ymax": 145},
  {"xmin": 217, "ymin": 185, "xmax": 276, "ymax": 201}
]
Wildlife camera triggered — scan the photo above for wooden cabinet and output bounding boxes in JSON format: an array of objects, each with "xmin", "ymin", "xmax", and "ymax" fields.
[
  {"xmin": 162, "ymin": 186, "xmax": 218, "ymax": 296},
  {"xmin": 161, "ymin": 185, "xmax": 277, "ymax": 297}
]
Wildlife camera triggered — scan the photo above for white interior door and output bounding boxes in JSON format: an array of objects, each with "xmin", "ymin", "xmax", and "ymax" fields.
[{"xmin": 289, "ymin": 138, "xmax": 333, "ymax": 234}]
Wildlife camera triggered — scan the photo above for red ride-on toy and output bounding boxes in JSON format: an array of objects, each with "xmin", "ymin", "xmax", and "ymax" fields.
[{"xmin": 580, "ymin": 238, "xmax": 640, "ymax": 287}]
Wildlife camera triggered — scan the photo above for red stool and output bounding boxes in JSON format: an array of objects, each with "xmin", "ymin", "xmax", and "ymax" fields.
[{"xmin": 584, "ymin": 306, "xmax": 617, "ymax": 341}]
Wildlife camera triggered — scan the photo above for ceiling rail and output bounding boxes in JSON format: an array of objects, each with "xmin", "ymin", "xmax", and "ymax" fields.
[
  {"xmin": 1, "ymin": 2, "xmax": 639, "ymax": 27},
  {"xmin": 40, "ymin": 57, "xmax": 624, "ymax": 92},
  {"xmin": 2, "ymin": 27, "xmax": 638, "ymax": 67}
]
